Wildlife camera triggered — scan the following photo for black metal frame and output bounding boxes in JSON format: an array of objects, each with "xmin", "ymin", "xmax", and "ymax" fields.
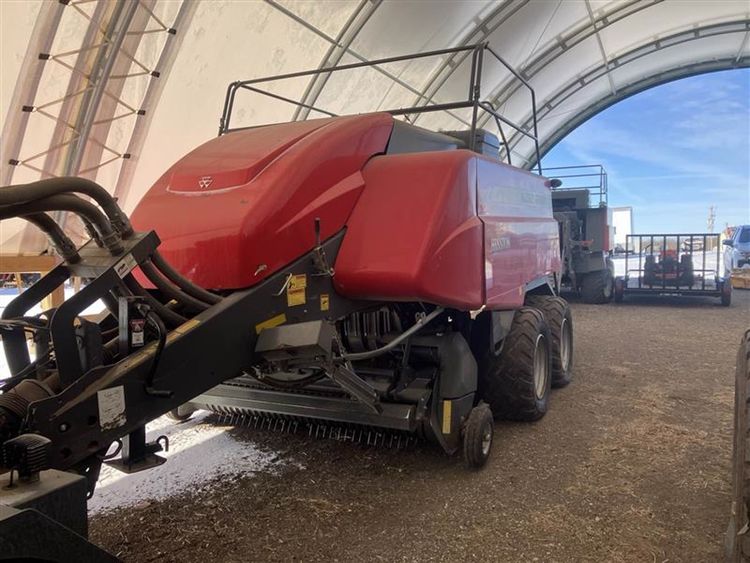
[
  {"xmin": 2, "ymin": 232, "xmax": 159, "ymax": 384},
  {"xmin": 20, "ymin": 232, "xmax": 365, "ymax": 470},
  {"xmin": 544, "ymin": 164, "xmax": 608, "ymax": 206},
  {"xmin": 218, "ymin": 43, "xmax": 543, "ymax": 174},
  {"xmin": 620, "ymin": 233, "xmax": 724, "ymax": 296}
]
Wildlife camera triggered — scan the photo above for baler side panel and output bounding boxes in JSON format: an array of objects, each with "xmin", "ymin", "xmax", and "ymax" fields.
[
  {"xmin": 334, "ymin": 150, "xmax": 484, "ymax": 309},
  {"xmin": 477, "ymin": 157, "xmax": 560, "ymax": 308},
  {"xmin": 131, "ymin": 114, "xmax": 394, "ymax": 290}
]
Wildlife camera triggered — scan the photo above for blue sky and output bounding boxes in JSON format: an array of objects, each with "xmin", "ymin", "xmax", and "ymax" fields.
[{"xmin": 542, "ymin": 69, "xmax": 750, "ymax": 234}]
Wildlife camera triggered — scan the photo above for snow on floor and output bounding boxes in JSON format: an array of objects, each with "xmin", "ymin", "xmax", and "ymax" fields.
[{"xmin": 89, "ymin": 411, "xmax": 282, "ymax": 515}]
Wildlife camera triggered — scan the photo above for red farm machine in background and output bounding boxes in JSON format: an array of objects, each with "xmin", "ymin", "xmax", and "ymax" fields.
[{"xmin": 0, "ymin": 44, "xmax": 574, "ymax": 560}]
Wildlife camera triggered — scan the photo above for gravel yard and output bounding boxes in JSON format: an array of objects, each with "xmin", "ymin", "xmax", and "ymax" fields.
[{"xmin": 90, "ymin": 290, "xmax": 750, "ymax": 562}]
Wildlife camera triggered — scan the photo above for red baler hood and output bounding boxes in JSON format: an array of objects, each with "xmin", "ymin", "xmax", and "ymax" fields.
[{"xmin": 131, "ymin": 114, "xmax": 394, "ymax": 289}]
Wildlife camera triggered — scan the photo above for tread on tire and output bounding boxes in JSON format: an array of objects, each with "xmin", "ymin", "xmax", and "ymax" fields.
[
  {"xmin": 479, "ymin": 307, "xmax": 552, "ymax": 421},
  {"xmin": 526, "ymin": 295, "xmax": 573, "ymax": 388},
  {"xmin": 726, "ymin": 329, "xmax": 750, "ymax": 561},
  {"xmin": 463, "ymin": 403, "xmax": 494, "ymax": 469},
  {"xmin": 580, "ymin": 269, "xmax": 613, "ymax": 304}
]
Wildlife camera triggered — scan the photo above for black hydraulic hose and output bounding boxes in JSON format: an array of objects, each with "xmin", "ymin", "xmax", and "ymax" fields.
[
  {"xmin": 0, "ymin": 177, "xmax": 132, "ymax": 237},
  {"xmin": 0, "ymin": 194, "xmax": 123, "ymax": 254},
  {"xmin": 140, "ymin": 260, "xmax": 210, "ymax": 313},
  {"xmin": 123, "ymin": 274, "xmax": 187, "ymax": 327},
  {"xmin": 143, "ymin": 310, "xmax": 172, "ymax": 398},
  {"xmin": 80, "ymin": 216, "xmax": 105, "ymax": 247},
  {"xmin": 152, "ymin": 251, "xmax": 221, "ymax": 304},
  {"xmin": 19, "ymin": 213, "xmax": 81, "ymax": 263},
  {"xmin": 342, "ymin": 307, "xmax": 445, "ymax": 362}
]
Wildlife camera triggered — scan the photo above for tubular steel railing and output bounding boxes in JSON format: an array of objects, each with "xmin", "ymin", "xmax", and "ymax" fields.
[
  {"xmin": 543, "ymin": 164, "xmax": 608, "ymax": 206},
  {"xmin": 217, "ymin": 43, "xmax": 543, "ymax": 174}
]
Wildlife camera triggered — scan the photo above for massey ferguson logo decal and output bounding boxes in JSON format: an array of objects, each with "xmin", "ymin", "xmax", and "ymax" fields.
[{"xmin": 198, "ymin": 176, "xmax": 213, "ymax": 189}]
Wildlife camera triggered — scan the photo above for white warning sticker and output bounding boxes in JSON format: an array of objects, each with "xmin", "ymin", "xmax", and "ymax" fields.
[
  {"xmin": 114, "ymin": 253, "xmax": 137, "ymax": 278},
  {"xmin": 97, "ymin": 386, "xmax": 126, "ymax": 430}
]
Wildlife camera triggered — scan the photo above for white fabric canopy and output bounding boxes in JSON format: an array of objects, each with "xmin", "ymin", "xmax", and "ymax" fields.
[{"xmin": 1, "ymin": 0, "xmax": 748, "ymax": 253}]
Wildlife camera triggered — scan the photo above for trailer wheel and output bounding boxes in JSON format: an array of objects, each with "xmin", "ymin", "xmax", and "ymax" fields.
[
  {"xmin": 725, "ymin": 329, "xmax": 750, "ymax": 561},
  {"xmin": 614, "ymin": 278, "xmax": 625, "ymax": 303},
  {"xmin": 462, "ymin": 403, "xmax": 493, "ymax": 469},
  {"xmin": 722, "ymin": 281, "xmax": 733, "ymax": 307},
  {"xmin": 480, "ymin": 307, "xmax": 551, "ymax": 421},
  {"xmin": 525, "ymin": 296, "xmax": 573, "ymax": 388}
]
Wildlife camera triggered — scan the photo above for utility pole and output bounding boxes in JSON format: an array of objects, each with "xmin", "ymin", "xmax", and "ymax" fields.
[{"xmin": 707, "ymin": 205, "xmax": 716, "ymax": 233}]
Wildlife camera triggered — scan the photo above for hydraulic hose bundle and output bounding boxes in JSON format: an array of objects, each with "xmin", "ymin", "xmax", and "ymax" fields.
[
  {"xmin": 0, "ymin": 177, "xmax": 222, "ymax": 325},
  {"xmin": 0, "ymin": 177, "xmax": 226, "ymax": 442}
]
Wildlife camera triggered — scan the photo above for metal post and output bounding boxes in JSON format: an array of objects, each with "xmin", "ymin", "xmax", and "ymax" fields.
[
  {"xmin": 0, "ymin": 2, "xmax": 66, "ymax": 186},
  {"xmin": 676, "ymin": 235, "xmax": 680, "ymax": 290},
  {"xmin": 65, "ymin": 0, "xmax": 139, "ymax": 175},
  {"xmin": 625, "ymin": 235, "xmax": 629, "ymax": 286},
  {"xmin": 469, "ymin": 45, "xmax": 484, "ymax": 153},
  {"xmin": 702, "ymin": 234, "xmax": 707, "ymax": 290},
  {"xmin": 662, "ymin": 235, "xmax": 667, "ymax": 290}
]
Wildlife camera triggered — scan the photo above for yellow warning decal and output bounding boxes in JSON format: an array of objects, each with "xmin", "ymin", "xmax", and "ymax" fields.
[
  {"xmin": 166, "ymin": 318, "xmax": 200, "ymax": 344},
  {"xmin": 255, "ymin": 313, "xmax": 287, "ymax": 334},
  {"xmin": 287, "ymin": 274, "xmax": 307, "ymax": 307},
  {"xmin": 320, "ymin": 293, "xmax": 330, "ymax": 312},
  {"xmin": 442, "ymin": 400, "xmax": 452, "ymax": 434}
]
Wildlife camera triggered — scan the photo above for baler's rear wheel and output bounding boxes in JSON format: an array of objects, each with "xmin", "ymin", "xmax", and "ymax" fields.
[
  {"xmin": 526, "ymin": 296, "xmax": 573, "ymax": 388},
  {"xmin": 726, "ymin": 329, "xmax": 750, "ymax": 562},
  {"xmin": 462, "ymin": 403, "xmax": 494, "ymax": 469},
  {"xmin": 479, "ymin": 307, "xmax": 551, "ymax": 421}
]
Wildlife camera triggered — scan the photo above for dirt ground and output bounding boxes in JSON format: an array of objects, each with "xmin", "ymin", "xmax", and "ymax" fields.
[{"xmin": 91, "ymin": 290, "xmax": 750, "ymax": 562}]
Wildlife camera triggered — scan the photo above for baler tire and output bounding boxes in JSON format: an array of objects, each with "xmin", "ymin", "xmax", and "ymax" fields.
[
  {"xmin": 725, "ymin": 329, "xmax": 750, "ymax": 562},
  {"xmin": 580, "ymin": 269, "xmax": 613, "ymax": 304},
  {"xmin": 479, "ymin": 307, "xmax": 551, "ymax": 421},
  {"xmin": 462, "ymin": 403, "xmax": 494, "ymax": 469},
  {"xmin": 525, "ymin": 296, "xmax": 573, "ymax": 388}
]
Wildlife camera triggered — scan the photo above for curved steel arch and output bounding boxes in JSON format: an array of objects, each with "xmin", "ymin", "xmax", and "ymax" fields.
[
  {"xmin": 478, "ymin": 0, "xmax": 664, "ymax": 125},
  {"xmin": 290, "ymin": 0, "xmax": 382, "ymax": 121},
  {"xmin": 261, "ymin": 0, "xmax": 464, "ymax": 122},
  {"xmin": 408, "ymin": 0, "xmax": 661, "ymax": 125},
  {"xmin": 486, "ymin": 19, "xmax": 750, "ymax": 167},
  {"xmin": 535, "ymin": 57, "xmax": 750, "ymax": 168},
  {"xmin": 406, "ymin": 0, "xmax": 530, "ymax": 120}
]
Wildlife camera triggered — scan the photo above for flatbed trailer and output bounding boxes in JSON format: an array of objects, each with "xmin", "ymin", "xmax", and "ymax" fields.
[{"xmin": 614, "ymin": 233, "xmax": 732, "ymax": 305}]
